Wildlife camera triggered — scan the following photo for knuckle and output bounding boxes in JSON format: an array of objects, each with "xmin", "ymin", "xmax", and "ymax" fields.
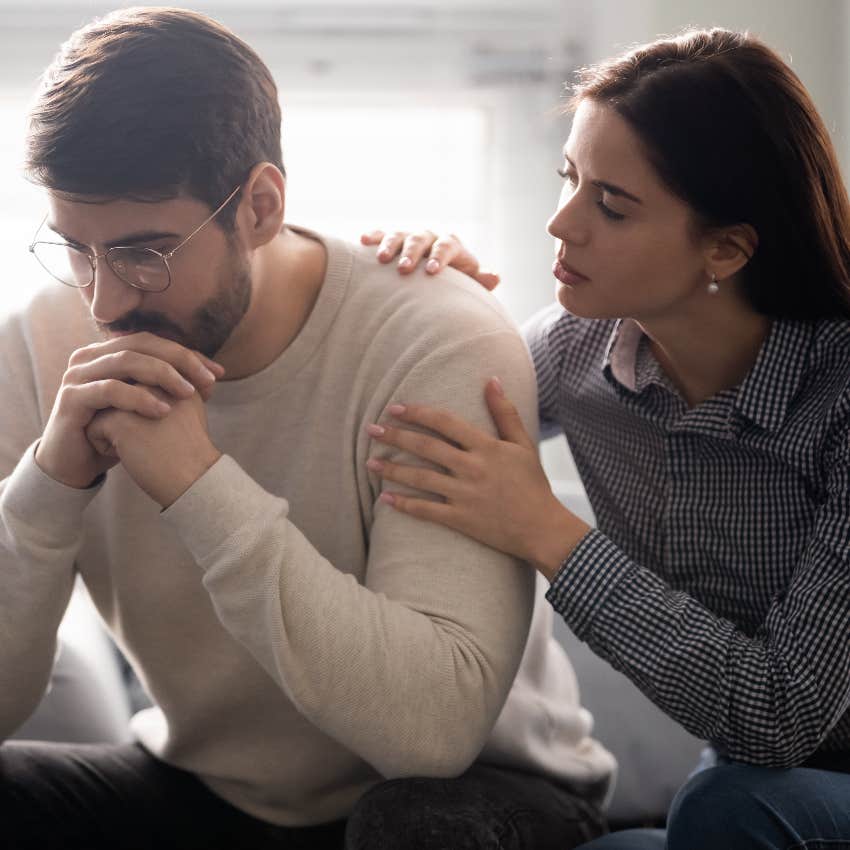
[
  {"xmin": 113, "ymin": 349, "xmax": 136, "ymax": 368},
  {"xmin": 410, "ymin": 433, "xmax": 430, "ymax": 455},
  {"xmin": 68, "ymin": 345, "xmax": 94, "ymax": 368},
  {"xmin": 63, "ymin": 364, "xmax": 84, "ymax": 385}
]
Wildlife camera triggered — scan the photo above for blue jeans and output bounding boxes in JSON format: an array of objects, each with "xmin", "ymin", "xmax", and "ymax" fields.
[{"xmin": 577, "ymin": 759, "xmax": 850, "ymax": 850}]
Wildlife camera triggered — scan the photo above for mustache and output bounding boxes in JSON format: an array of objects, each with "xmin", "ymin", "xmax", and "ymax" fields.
[{"xmin": 97, "ymin": 312, "xmax": 185, "ymax": 340}]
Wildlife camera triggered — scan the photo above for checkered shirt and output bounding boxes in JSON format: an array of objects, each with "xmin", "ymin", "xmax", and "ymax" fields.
[{"xmin": 525, "ymin": 304, "xmax": 850, "ymax": 768}]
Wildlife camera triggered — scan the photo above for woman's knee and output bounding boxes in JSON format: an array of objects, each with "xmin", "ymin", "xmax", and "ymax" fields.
[{"xmin": 666, "ymin": 763, "xmax": 803, "ymax": 850}]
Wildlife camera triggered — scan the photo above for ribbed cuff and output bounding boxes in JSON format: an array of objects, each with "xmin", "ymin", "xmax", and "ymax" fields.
[
  {"xmin": 1, "ymin": 442, "xmax": 103, "ymax": 545},
  {"xmin": 162, "ymin": 454, "xmax": 287, "ymax": 568},
  {"xmin": 545, "ymin": 529, "xmax": 633, "ymax": 638}
]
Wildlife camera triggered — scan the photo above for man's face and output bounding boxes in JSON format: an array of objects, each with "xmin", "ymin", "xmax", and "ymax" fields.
[{"xmin": 45, "ymin": 192, "xmax": 252, "ymax": 358}]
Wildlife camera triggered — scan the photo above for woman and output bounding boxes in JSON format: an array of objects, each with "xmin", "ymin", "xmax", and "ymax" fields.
[{"xmin": 361, "ymin": 28, "xmax": 850, "ymax": 850}]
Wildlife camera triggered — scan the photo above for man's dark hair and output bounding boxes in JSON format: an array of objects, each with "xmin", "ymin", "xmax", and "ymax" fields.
[{"xmin": 25, "ymin": 6, "xmax": 284, "ymax": 228}]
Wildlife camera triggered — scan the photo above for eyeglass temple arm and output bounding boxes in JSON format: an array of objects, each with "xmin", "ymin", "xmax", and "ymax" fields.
[{"xmin": 163, "ymin": 184, "xmax": 242, "ymax": 258}]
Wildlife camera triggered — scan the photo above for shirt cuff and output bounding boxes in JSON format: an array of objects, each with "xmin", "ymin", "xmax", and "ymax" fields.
[
  {"xmin": 161, "ymin": 453, "xmax": 287, "ymax": 568},
  {"xmin": 544, "ymin": 529, "xmax": 634, "ymax": 638},
  {"xmin": 1, "ymin": 441, "xmax": 104, "ymax": 544}
]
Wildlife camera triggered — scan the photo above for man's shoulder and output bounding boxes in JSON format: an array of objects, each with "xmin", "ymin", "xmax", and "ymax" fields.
[{"xmin": 337, "ymin": 237, "xmax": 521, "ymax": 343}]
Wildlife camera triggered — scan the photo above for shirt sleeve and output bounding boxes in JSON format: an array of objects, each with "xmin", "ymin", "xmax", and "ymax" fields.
[
  {"xmin": 522, "ymin": 303, "xmax": 567, "ymax": 433},
  {"xmin": 545, "ymin": 420, "xmax": 850, "ymax": 767},
  {"xmin": 164, "ymin": 329, "xmax": 540, "ymax": 779},
  {"xmin": 0, "ymin": 315, "xmax": 83, "ymax": 738}
]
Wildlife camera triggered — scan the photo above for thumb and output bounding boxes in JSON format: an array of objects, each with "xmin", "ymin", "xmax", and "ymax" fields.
[{"xmin": 485, "ymin": 377, "xmax": 535, "ymax": 449}]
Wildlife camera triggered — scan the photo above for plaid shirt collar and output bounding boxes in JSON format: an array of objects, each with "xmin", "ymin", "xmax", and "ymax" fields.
[{"xmin": 602, "ymin": 317, "xmax": 815, "ymax": 433}]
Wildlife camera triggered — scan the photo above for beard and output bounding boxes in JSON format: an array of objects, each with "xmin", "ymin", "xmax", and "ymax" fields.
[{"xmin": 95, "ymin": 248, "xmax": 252, "ymax": 358}]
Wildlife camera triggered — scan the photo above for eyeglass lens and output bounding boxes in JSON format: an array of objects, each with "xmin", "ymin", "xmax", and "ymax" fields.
[{"xmin": 31, "ymin": 243, "xmax": 170, "ymax": 292}]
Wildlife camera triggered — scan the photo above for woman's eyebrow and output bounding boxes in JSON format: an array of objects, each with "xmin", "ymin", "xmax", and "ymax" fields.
[{"xmin": 563, "ymin": 153, "xmax": 644, "ymax": 205}]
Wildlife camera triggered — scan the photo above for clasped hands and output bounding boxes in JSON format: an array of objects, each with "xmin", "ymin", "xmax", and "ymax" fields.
[{"xmin": 35, "ymin": 333, "xmax": 224, "ymax": 509}]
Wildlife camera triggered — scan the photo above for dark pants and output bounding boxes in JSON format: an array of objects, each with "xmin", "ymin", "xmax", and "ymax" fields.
[{"xmin": 0, "ymin": 740, "xmax": 605, "ymax": 849}]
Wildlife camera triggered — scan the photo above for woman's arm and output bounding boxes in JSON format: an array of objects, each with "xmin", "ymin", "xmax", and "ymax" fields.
[{"xmin": 369, "ymin": 391, "xmax": 850, "ymax": 767}]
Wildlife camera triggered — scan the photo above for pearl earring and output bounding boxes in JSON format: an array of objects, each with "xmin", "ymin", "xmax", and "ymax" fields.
[{"xmin": 707, "ymin": 272, "xmax": 720, "ymax": 295}]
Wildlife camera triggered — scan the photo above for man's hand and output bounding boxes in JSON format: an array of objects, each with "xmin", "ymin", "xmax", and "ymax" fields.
[
  {"xmin": 86, "ymin": 388, "xmax": 221, "ymax": 508},
  {"xmin": 35, "ymin": 333, "xmax": 224, "ymax": 490}
]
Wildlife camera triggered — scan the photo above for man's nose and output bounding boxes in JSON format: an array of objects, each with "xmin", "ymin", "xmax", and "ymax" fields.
[{"xmin": 85, "ymin": 260, "xmax": 144, "ymax": 325}]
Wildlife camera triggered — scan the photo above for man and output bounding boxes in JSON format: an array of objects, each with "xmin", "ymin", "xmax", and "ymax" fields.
[{"xmin": 0, "ymin": 7, "xmax": 614, "ymax": 848}]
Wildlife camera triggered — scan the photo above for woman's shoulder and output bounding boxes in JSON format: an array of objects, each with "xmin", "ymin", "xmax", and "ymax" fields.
[
  {"xmin": 807, "ymin": 317, "xmax": 850, "ymax": 427},
  {"xmin": 522, "ymin": 304, "xmax": 616, "ymax": 371}
]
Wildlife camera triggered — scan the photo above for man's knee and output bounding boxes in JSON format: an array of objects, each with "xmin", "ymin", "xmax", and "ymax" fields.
[
  {"xmin": 346, "ymin": 775, "xmax": 503, "ymax": 850},
  {"xmin": 346, "ymin": 767, "xmax": 604, "ymax": 850}
]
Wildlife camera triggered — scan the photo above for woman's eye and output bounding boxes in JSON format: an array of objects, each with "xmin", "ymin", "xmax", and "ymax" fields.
[
  {"xmin": 596, "ymin": 199, "xmax": 625, "ymax": 221},
  {"xmin": 556, "ymin": 167, "xmax": 577, "ymax": 186}
]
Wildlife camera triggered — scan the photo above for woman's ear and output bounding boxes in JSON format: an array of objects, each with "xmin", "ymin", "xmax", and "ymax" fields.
[
  {"xmin": 705, "ymin": 222, "xmax": 759, "ymax": 282},
  {"xmin": 236, "ymin": 162, "xmax": 286, "ymax": 249}
]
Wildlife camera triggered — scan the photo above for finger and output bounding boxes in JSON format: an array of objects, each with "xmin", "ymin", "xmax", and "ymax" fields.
[
  {"xmin": 377, "ymin": 491, "xmax": 458, "ymax": 529},
  {"xmin": 397, "ymin": 231, "xmax": 437, "ymax": 275},
  {"xmin": 366, "ymin": 457, "xmax": 457, "ymax": 499},
  {"xmin": 477, "ymin": 271, "xmax": 501, "ymax": 291},
  {"xmin": 64, "ymin": 379, "xmax": 172, "ymax": 421},
  {"xmin": 485, "ymin": 378, "xmax": 535, "ymax": 449},
  {"xmin": 376, "ymin": 232, "xmax": 408, "ymax": 263},
  {"xmin": 380, "ymin": 404, "xmax": 489, "ymax": 451},
  {"xmin": 366, "ymin": 421, "xmax": 469, "ymax": 471},
  {"xmin": 68, "ymin": 351, "xmax": 199, "ymax": 400},
  {"xmin": 85, "ymin": 416, "xmax": 120, "ymax": 459},
  {"xmin": 422, "ymin": 235, "xmax": 464, "ymax": 275},
  {"xmin": 360, "ymin": 230, "xmax": 385, "ymax": 246},
  {"xmin": 69, "ymin": 333, "xmax": 220, "ymax": 391}
]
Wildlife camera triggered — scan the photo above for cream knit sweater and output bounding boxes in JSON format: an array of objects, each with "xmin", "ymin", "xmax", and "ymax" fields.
[{"xmin": 0, "ymin": 229, "xmax": 614, "ymax": 825}]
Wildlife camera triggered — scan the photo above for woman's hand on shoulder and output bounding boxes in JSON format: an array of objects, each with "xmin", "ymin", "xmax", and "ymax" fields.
[{"xmin": 360, "ymin": 229, "xmax": 500, "ymax": 291}]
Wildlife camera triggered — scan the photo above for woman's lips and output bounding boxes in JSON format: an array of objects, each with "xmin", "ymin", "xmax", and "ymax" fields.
[{"xmin": 552, "ymin": 259, "xmax": 589, "ymax": 285}]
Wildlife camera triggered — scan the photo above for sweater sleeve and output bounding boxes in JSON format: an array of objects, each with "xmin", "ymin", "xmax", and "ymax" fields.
[
  {"xmin": 545, "ymin": 417, "xmax": 850, "ymax": 767},
  {"xmin": 0, "ymin": 316, "xmax": 89, "ymax": 738},
  {"xmin": 163, "ymin": 329, "xmax": 539, "ymax": 778}
]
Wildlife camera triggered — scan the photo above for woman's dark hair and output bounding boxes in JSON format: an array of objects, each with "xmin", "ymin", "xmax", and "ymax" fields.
[
  {"xmin": 571, "ymin": 28, "xmax": 850, "ymax": 319},
  {"xmin": 24, "ymin": 6, "xmax": 284, "ymax": 229}
]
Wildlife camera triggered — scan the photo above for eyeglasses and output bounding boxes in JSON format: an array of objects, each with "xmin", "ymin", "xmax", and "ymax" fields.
[{"xmin": 28, "ymin": 184, "xmax": 242, "ymax": 293}]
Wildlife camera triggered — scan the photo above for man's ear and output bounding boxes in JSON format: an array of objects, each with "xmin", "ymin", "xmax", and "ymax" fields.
[
  {"xmin": 236, "ymin": 162, "xmax": 286, "ymax": 249},
  {"xmin": 704, "ymin": 222, "xmax": 759, "ymax": 282}
]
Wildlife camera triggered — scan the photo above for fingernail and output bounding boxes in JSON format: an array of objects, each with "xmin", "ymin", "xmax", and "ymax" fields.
[
  {"xmin": 156, "ymin": 400, "xmax": 171, "ymax": 413},
  {"xmin": 398, "ymin": 256, "xmax": 412, "ymax": 269},
  {"xmin": 379, "ymin": 492, "xmax": 396, "ymax": 506},
  {"xmin": 200, "ymin": 367, "xmax": 216, "ymax": 383},
  {"xmin": 378, "ymin": 249, "xmax": 390, "ymax": 260},
  {"xmin": 426, "ymin": 258, "xmax": 440, "ymax": 273},
  {"xmin": 366, "ymin": 458, "xmax": 383, "ymax": 471},
  {"xmin": 387, "ymin": 404, "xmax": 406, "ymax": 416},
  {"xmin": 491, "ymin": 376, "xmax": 504, "ymax": 396},
  {"xmin": 366, "ymin": 424, "xmax": 386, "ymax": 437},
  {"xmin": 179, "ymin": 378, "xmax": 195, "ymax": 394}
]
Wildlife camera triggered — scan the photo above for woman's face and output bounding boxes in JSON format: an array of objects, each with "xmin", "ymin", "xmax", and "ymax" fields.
[{"xmin": 548, "ymin": 98, "xmax": 710, "ymax": 322}]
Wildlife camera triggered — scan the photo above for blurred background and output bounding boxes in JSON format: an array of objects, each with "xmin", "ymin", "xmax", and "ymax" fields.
[{"xmin": 1, "ymin": 0, "xmax": 848, "ymax": 483}]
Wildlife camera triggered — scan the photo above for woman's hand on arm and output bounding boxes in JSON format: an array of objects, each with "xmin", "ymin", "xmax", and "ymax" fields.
[
  {"xmin": 366, "ymin": 377, "xmax": 591, "ymax": 580},
  {"xmin": 360, "ymin": 229, "xmax": 501, "ymax": 291}
]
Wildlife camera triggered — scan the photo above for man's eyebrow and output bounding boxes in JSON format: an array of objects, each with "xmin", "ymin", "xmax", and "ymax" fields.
[
  {"xmin": 45, "ymin": 224, "xmax": 182, "ymax": 249},
  {"xmin": 562, "ymin": 153, "xmax": 644, "ymax": 205}
]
